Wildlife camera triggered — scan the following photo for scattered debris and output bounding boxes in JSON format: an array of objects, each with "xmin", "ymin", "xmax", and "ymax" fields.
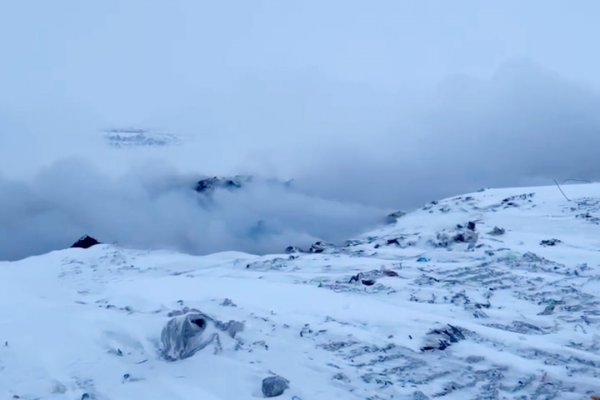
[
  {"xmin": 220, "ymin": 298, "xmax": 237, "ymax": 307},
  {"xmin": 332, "ymin": 372, "xmax": 351, "ymax": 383},
  {"xmin": 348, "ymin": 268, "xmax": 400, "ymax": 286},
  {"xmin": 488, "ymin": 226, "xmax": 506, "ymax": 235},
  {"xmin": 500, "ymin": 193, "xmax": 535, "ymax": 208},
  {"xmin": 537, "ymin": 299, "xmax": 564, "ymax": 316},
  {"xmin": 421, "ymin": 324, "xmax": 466, "ymax": 351},
  {"xmin": 540, "ymin": 239, "xmax": 562, "ymax": 247},
  {"xmin": 349, "ymin": 273, "xmax": 365, "ymax": 284},
  {"xmin": 433, "ymin": 224, "xmax": 478, "ymax": 249}
]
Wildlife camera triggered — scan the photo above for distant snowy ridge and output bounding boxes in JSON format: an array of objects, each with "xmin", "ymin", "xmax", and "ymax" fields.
[
  {"xmin": 103, "ymin": 128, "xmax": 181, "ymax": 147},
  {"xmin": 1, "ymin": 183, "xmax": 600, "ymax": 399}
]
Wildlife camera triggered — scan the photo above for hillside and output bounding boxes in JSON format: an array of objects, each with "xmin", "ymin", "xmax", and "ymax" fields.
[{"xmin": 1, "ymin": 183, "xmax": 599, "ymax": 399}]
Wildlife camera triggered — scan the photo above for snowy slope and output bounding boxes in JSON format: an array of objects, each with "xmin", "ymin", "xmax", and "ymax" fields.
[{"xmin": 1, "ymin": 183, "xmax": 600, "ymax": 399}]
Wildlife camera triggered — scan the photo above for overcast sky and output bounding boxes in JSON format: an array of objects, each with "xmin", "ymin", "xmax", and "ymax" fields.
[{"xmin": 1, "ymin": 1, "xmax": 599, "ymax": 259}]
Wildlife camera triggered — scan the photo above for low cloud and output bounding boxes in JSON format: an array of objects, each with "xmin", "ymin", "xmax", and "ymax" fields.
[
  {"xmin": 290, "ymin": 62, "xmax": 600, "ymax": 207},
  {"xmin": 2, "ymin": 62, "xmax": 600, "ymax": 260},
  {"xmin": 0, "ymin": 159, "xmax": 385, "ymax": 261}
]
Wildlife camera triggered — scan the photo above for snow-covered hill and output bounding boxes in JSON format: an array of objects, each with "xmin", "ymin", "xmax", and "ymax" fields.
[{"xmin": 1, "ymin": 183, "xmax": 600, "ymax": 399}]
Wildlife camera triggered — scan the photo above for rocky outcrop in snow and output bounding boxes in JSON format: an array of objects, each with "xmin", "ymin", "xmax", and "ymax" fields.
[
  {"xmin": 70, "ymin": 235, "xmax": 101, "ymax": 249},
  {"xmin": 161, "ymin": 311, "xmax": 244, "ymax": 360}
]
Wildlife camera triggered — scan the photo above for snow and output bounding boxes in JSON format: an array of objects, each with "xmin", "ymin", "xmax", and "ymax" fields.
[{"xmin": 1, "ymin": 183, "xmax": 600, "ymax": 399}]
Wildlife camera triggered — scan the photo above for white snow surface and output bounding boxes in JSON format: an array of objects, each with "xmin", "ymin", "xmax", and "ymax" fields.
[{"xmin": 1, "ymin": 183, "xmax": 600, "ymax": 399}]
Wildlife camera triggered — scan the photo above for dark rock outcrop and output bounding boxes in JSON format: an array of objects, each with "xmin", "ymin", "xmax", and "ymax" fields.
[
  {"xmin": 540, "ymin": 239, "xmax": 562, "ymax": 247},
  {"xmin": 309, "ymin": 241, "xmax": 334, "ymax": 254},
  {"xmin": 285, "ymin": 246, "xmax": 302, "ymax": 254},
  {"xmin": 385, "ymin": 210, "xmax": 406, "ymax": 224},
  {"xmin": 194, "ymin": 176, "xmax": 249, "ymax": 194},
  {"xmin": 70, "ymin": 235, "xmax": 101, "ymax": 249},
  {"xmin": 262, "ymin": 375, "xmax": 289, "ymax": 397}
]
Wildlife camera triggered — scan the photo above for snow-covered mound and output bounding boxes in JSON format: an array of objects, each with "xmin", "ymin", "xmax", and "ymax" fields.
[{"xmin": 1, "ymin": 183, "xmax": 600, "ymax": 399}]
